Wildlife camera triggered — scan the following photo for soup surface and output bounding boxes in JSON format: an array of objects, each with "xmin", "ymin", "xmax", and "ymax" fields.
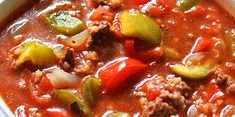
[{"xmin": 1, "ymin": 0, "xmax": 235, "ymax": 116}]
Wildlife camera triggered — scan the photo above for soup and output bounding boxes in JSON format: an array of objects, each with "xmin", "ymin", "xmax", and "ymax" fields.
[{"xmin": 0, "ymin": 0, "xmax": 235, "ymax": 116}]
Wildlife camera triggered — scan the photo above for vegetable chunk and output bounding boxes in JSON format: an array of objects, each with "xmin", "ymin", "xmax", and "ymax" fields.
[
  {"xmin": 98, "ymin": 57, "xmax": 147, "ymax": 92},
  {"xmin": 52, "ymin": 89, "xmax": 91, "ymax": 117},
  {"xmin": 170, "ymin": 64, "xmax": 211, "ymax": 79},
  {"xmin": 15, "ymin": 41, "xmax": 56, "ymax": 68},
  {"xmin": 82, "ymin": 76, "xmax": 101, "ymax": 105},
  {"xmin": 45, "ymin": 11, "xmax": 86, "ymax": 36},
  {"xmin": 120, "ymin": 10, "xmax": 162, "ymax": 45}
]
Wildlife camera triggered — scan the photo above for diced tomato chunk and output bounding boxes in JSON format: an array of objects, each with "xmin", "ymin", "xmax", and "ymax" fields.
[
  {"xmin": 146, "ymin": 88, "xmax": 161, "ymax": 101},
  {"xmin": 193, "ymin": 37, "xmax": 213, "ymax": 53},
  {"xmin": 90, "ymin": 5, "xmax": 114, "ymax": 22},
  {"xmin": 39, "ymin": 78, "xmax": 54, "ymax": 91},
  {"xmin": 138, "ymin": 80, "xmax": 161, "ymax": 101},
  {"xmin": 205, "ymin": 81, "xmax": 224, "ymax": 103}
]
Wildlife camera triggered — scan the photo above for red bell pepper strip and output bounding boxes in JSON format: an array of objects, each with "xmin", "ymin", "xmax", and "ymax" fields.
[
  {"xmin": 132, "ymin": 0, "xmax": 150, "ymax": 5},
  {"xmin": 205, "ymin": 81, "xmax": 224, "ymax": 103},
  {"xmin": 98, "ymin": 57, "xmax": 148, "ymax": 92},
  {"xmin": 124, "ymin": 39, "xmax": 163, "ymax": 61},
  {"xmin": 192, "ymin": 37, "xmax": 213, "ymax": 53},
  {"xmin": 136, "ymin": 47, "xmax": 164, "ymax": 61}
]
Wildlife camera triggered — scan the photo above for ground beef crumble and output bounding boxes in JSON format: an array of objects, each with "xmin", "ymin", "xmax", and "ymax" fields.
[
  {"xmin": 136, "ymin": 75, "xmax": 192, "ymax": 117},
  {"xmin": 213, "ymin": 66, "xmax": 235, "ymax": 95}
]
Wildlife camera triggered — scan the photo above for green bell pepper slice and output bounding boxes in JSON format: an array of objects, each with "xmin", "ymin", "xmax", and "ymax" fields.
[
  {"xmin": 15, "ymin": 41, "xmax": 56, "ymax": 68},
  {"xmin": 52, "ymin": 89, "xmax": 91, "ymax": 117},
  {"xmin": 170, "ymin": 64, "xmax": 211, "ymax": 79},
  {"xmin": 45, "ymin": 11, "xmax": 86, "ymax": 36},
  {"xmin": 81, "ymin": 76, "xmax": 101, "ymax": 105},
  {"xmin": 120, "ymin": 10, "xmax": 162, "ymax": 45}
]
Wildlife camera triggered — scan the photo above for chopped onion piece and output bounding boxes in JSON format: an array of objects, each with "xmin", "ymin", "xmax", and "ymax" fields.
[{"xmin": 48, "ymin": 68, "xmax": 79, "ymax": 88}]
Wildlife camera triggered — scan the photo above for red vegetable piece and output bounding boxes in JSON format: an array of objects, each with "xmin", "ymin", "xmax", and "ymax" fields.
[
  {"xmin": 137, "ymin": 47, "xmax": 163, "ymax": 61},
  {"xmin": 124, "ymin": 40, "xmax": 136, "ymax": 55},
  {"xmin": 90, "ymin": 5, "xmax": 114, "ymax": 22},
  {"xmin": 132, "ymin": 0, "xmax": 150, "ymax": 5},
  {"xmin": 205, "ymin": 81, "xmax": 224, "ymax": 103},
  {"xmin": 193, "ymin": 37, "xmax": 213, "ymax": 53},
  {"xmin": 138, "ymin": 79, "xmax": 161, "ymax": 101},
  {"xmin": 98, "ymin": 57, "xmax": 148, "ymax": 92},
  {"xmin": 146, "ymin": 88, "xmax": 161, "ymax": 101},
  {"xmin": 39, "ymin": 78, "xmax": 54, "ymax": 91}
]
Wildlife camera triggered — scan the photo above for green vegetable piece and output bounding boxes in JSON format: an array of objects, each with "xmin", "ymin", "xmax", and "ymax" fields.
[
  {"xmin": 82, "ymin": 76, "xmax": 101, "ymax": 105},
  {"xmin": 163, "ymin": 47, "xmax": 181, "ymax": 59},
  {"xmin": 177, "ymin": 0, "xmax": 197, "ymax": 10},
  {"xmin": 107, "ymin": 112, "xmax": 130, "ymax": 117},
  {"xmin": 225, "ymin": 29, "xmax": 235, "ymax": 60},
  {"xmin": 52, "ymin": 89, "xmax": 91, "ymax": 117},
  {"xmin": 120, "ymin": 10, "xmax": 162, "ymax": 45},
  {"xmin": 170, "ymin": 64, "xmax": 211, "ymax": 79},
  {"xmin": 45, "ymin": 11, "xmax": 85, "ymax": 36},
  {"xmin": 15, "ymin": 41, "xmax": 56, "ymax": 67}
]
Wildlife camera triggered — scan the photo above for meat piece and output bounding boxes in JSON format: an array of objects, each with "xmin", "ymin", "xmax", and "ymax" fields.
[
  {"xmin": 92, "ymin": 0, "xmax": 123, "ymax": 8},
  {"xmin": 88, "ymin": 21, "xmax": 111, "ymax": 50},
  {"xmin": 63, "ymin": 49, "xmax": 75, "ymax": 67},
  {"xmin": 136, "ymin": 76, "xmax": 191, "ymax": 117},
  {"xmin": 213, "ymin": 66, "xmax": 235, "ymax": 94}
]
